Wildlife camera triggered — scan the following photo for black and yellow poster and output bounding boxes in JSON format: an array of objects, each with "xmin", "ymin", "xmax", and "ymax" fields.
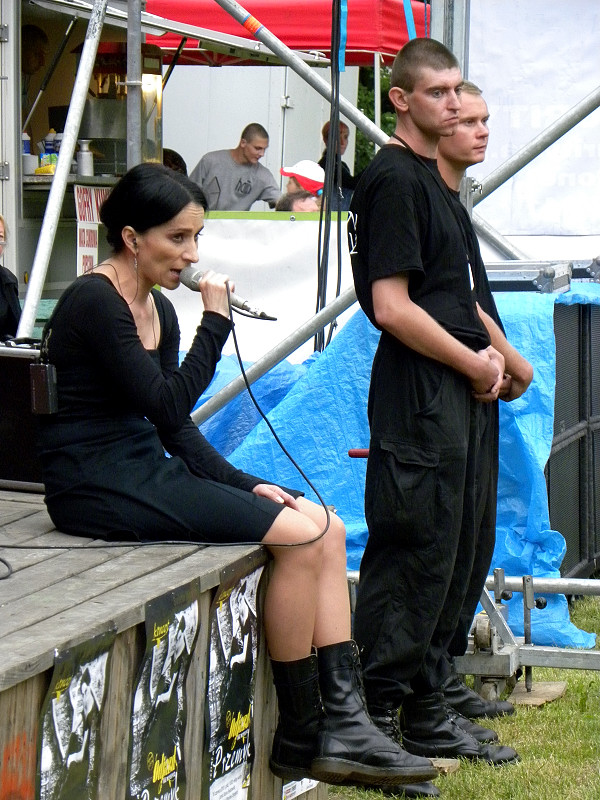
[
  {"xmin": 128, "ymin": 583, "xmax": 200, "ymax": 800},
  {"xmin": 37, "ymin": 629, "xmax": 115, "ymax": 800},
  {"xmin": 207, "ymin": 565, "xmax": 265, "ymax": 800}
]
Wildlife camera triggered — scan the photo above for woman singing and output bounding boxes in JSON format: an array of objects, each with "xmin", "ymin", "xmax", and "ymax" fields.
[{"xmin": 38, "ymin": 163, "xmax": 436, "ymax": 790}]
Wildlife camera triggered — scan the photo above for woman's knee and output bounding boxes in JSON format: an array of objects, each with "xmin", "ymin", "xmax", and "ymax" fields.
[
  {"xmin": 264, "ymin": 508, "xmax": 324, "ymax": 559},
  {"xmin": 322, "ymin": 511, "xmax": 347, "ymax": 556}
]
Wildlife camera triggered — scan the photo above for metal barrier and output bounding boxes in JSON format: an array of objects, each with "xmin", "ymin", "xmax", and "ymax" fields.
[{"xmin": 347, "ymin": 567, "xmax": 600, "ymax": 699}]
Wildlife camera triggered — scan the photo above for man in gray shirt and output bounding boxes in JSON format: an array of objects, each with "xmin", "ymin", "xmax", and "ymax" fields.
[{"xmin": 189, "ymin": 123, "xmax": 280, "ymax": 211}]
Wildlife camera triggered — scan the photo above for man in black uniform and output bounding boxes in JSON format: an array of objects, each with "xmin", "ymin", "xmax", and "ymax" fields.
[
  {"xmin": 436, "ymin": 82, "xmax": 533, "ymax": 722},
  {"xmin": 348, "ymin": 38, "xmax": 521, "ymax": 768}
]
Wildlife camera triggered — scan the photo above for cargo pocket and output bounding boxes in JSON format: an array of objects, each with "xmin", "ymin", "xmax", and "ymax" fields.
[{"xmin": 365, "ymin": 440, "xmax": 439, "ymax": 550}]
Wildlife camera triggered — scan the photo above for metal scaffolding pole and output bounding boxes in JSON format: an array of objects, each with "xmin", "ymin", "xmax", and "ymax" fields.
[
  {"xmin": 17, "ymin": 0, "xmax": 108, "ymax": 338},
  {"xmin": 127, "ymin": 0, "xmax": 143, "ymax": 169},
  {"xmin": 198, "ymin": 0, "xmax": 525, "ymax": 421},
  {"xmin": 476, "ymin": 85, "xmax": 600, "ymax": 204},
  {"xmin": 212, "ymin": 0, "xmax": 388, "ymax": 148},
  {"xmin": 473, "ymin": 214, "xmax": 530, "ymax": 261},
  {"xmin": 485, "ymin": 575, "xmax": 600, "ymax": 597},
  {"xmin": 430, "ymin": 0, "xmax": 471, "ymax": 75},
  {"xmin": 192, "ymin": 286, "xmax": 357, "ymax": 425}
]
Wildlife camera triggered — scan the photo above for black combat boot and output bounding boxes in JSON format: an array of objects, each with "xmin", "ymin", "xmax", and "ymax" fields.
[
  {"xmin": 269, "ymin": 654, "xmax": 322, "ymax": 781},
  {"xmin": 442, "ymin": 672, "xmax": 515, "ymax": 718},
  {"xmin": 447, "ymin": 708, "xmax": 499, "ymax": 743},
  {"xmin": 311, "ymin": 641, "xmax": 439, "ymax": 787},
  {"xmin": 368, "ymin": 707, "xmax": 440, "ymax": 797},
  {"xmin": 380, "ymin": 783, "xmax": 441, "ymax": 798},
  {"xmin": 401, "ymin": 692, "xmax": 519, "ymax": 765}
]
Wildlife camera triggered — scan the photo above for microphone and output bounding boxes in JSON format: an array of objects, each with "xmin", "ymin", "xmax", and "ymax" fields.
[{"xmin": 179, "ymin": 266, "xmax": 276, "ymax": 321}]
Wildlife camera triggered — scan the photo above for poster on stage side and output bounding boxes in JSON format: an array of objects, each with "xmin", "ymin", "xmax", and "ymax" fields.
[
  {"xmin": 74, "ymin": 185, "xmax": 111, "ymax": 275},
  {"xmin": 36, "ymin": 629, "xmax": 115, "ymax": 800},
  {"xmin": 127, "ymin": 583, "xmax": 200, "ymax": 800},
  {"xmin": 207, "ymin": 565, "xmax": 265, "ymax": 800}
]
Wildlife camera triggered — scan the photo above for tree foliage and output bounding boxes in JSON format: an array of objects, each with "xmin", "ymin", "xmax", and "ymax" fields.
[{"xmin": 354, "ymin": 66, "xmax": 396, "ymax": 173}]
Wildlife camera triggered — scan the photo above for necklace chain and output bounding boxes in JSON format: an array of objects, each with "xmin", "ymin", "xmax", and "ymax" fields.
[{"xmin": 98, "ymin": 262, "xmax": 157, "ymax": 349}]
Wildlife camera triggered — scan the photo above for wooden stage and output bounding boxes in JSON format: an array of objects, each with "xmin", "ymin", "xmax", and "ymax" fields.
[{"xmin": 0, "ymin": 489, "xmax": 326, "ymax": 800}]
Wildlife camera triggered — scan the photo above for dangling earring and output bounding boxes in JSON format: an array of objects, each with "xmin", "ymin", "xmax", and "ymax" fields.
[{"xmin": 134, "ymin": 254, "xmax": 138, "ymax": 272}]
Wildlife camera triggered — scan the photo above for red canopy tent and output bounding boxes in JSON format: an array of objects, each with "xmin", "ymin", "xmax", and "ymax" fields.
[{"xmin": 146, "ymin": 0, "xmax": 429, "ymax": 66}]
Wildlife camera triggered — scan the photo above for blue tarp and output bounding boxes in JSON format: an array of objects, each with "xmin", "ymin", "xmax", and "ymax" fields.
[
  {"xmin": 198, "ymin": 283, "xmax": 600, "ymax": 648},
  {"xmin": 190, "ymin": 353, "xmax": 316, "ymax": 458}
]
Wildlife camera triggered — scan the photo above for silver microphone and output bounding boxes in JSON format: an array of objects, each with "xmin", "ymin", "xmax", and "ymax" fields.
[{"xmin": 178, "ymin": 266, "xmax": 276, "ymax": 320}]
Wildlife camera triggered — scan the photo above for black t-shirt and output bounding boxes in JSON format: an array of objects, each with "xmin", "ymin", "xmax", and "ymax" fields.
[
  {"xmin": 348, "ymin": 144, "xmax": 490, "ymax": 352},
  {"xmin": 449, "ymin": 189, "xmax": 505, "ymax": 334}
]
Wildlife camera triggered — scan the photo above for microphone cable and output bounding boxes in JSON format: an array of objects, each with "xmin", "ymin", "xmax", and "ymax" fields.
[
  {"xmin": 224, "ymin": 284, "xmax": 332, "ymax": 549},
  {"xmin": 314, "ymin": 0, "xmax": 345, "ymax": 352},
  {"xmin": 0, "ymin": 289, "xmax": 332, "ymax": 579}
]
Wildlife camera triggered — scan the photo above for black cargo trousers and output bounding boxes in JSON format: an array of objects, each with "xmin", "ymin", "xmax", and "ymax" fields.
[{"xmin": 354, "ymin": 338, "xmax": 498, "ymax": 711}]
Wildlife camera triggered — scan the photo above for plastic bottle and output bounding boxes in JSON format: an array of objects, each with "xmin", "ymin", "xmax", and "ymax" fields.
[
  {"xmin": 53, "ymin": 133, "xmax": 63, "ymax": 154},
  {"xmin": 22, "ymin": 132, "xmax": 31, "ymax": 154},
  {"xmin": 41, "ymin": 129, "xmax": 58, "ymax": 168},
  {"xmin": 77, "ymin": 140, "xmax": 94, "ymax": 177},
  {"xmin": 44, "ymin": 129, "xmax": 56, "ymax": 151}
]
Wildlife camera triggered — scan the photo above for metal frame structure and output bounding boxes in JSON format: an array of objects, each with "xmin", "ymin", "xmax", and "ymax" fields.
[
  {"xmin": 12, "ymin": 0, "xmax": 600, "ymax": 682},
  {"xmin": 346, "ymin": 569, "xmax": 600, "ymax": 691},
  {"xmin": 17, "ymin": 0, "xmax": 600, "ymax": 339}
]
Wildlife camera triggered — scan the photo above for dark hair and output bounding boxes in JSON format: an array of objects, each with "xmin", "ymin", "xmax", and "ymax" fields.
[
  {"xmin": 100, "ymin": 163, "xmax": 207, "ymax": 251},
  {"xmin": 22, "ymin": 24, "xmax": 49, "ymax": 48},
  {"xmin": 391, "ymin": 38, "xmax": 460, "ymax": 92},
  {"xmin": 240, "ymin": 122, "xmax": 269, "ymax": 143},
  {"xmin": 163, "ymin": 148, "xmax": 188, "ymax": 175},
  {"xmin": 275, "ymin": 190, "xmax": 315, "ymax": 211}
]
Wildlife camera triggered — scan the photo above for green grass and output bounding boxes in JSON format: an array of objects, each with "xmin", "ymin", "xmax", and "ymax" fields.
[{"xmin": 331, "ymin": 596, "xmax": 600, "ymax": 800}]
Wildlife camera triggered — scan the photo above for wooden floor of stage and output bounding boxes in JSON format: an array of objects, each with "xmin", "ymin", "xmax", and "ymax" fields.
[
  {"xmin": 0, "ymin": 488, "xmax": 326, "ymax": 799},
  {"xmin": 0, "ymin": 488, "xmax": 263, "ymax": 693}
]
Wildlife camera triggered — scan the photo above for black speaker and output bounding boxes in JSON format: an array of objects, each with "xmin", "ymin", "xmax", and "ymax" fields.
[
  {"xmin": 0, "ymin": 346, "xmax": 43, "ymax": 485},
  {"xmin": 547, "ymin": 303, "xmax": 586, "ymax": 575},
  {"xmin": 590, "ymin": 305, "xmax": 600, "ymax": 418},
  {"xmin": 553, "ymin": 303, "xmax": 582, "ymax": 435},
  {"xmin": 547, "ymin": 438, "xmax": 583, "ymax": 575}
]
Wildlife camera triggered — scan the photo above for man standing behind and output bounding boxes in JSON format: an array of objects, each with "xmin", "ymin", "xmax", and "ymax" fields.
[
  {"xmin": 348, "ymin": 38, "xmax": 519, "ymax": 766},
  {"xmin": 436, "ymin": 82, "xmax": 533, "ymax": 718},
  {"xmin": 189, "ymin": 123, "xmax": 280, "ymax": 211},
  {"xmin": 21, "ymin": 24, "xmax": 49, "ymax": 133}
]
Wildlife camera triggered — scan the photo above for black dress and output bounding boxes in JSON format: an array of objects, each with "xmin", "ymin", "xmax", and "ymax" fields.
[
  {"xmin": 38, "ymin": 273, "xmax": 288, "ymax": 543},
  {"xmin": 0, "ymin": 265, "xmax": 21, "ymax": 339}
]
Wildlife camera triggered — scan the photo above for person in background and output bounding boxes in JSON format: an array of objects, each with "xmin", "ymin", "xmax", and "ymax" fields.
[
  {"xmin": 189, "ymin": 123, "xmax": 280, "ymax": 211},
  {"xmin": 275, "ymin": 190, "xmax": 320, "ymax": 213},
  {"xmin": 163, "ymin": 148, "xmax": 188, "ymax": 176},
  {"xmin": 279, "ymin": 160, "xmax": 325, "ymax": 204},
  {"xmin": 37, "ymin": 162, "xmax": 438, "ymax": 791},
  {"xmin": 436, "ymin": 81, "xmax": 533, "ymax": 720},
  {"xmin": 349, "ymin": 38, "xmax": 521, "ymax": 780},
  {"xmin": 0, "ymin": 214, "xmax": 22, "ymax": 340},
  {"xmin": 319, "ymin": 120, "xmax": 361, "ymax": 211},
  {"xmin": 21, "ymin": 24, "xmax": 49, "ymax": 122}
]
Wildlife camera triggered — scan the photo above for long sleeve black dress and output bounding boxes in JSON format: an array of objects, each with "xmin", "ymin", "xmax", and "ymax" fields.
[{"xmin": 38, "ymin": 273, "xmax": 288, "ymax": 543}]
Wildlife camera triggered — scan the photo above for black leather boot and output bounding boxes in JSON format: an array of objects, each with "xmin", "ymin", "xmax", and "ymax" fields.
[
  {"xmin": 442, "ymin": 672, "xmax": 515, "ymax": 718},
  {"xmin": 401, "ymin": 692, "xmax": 519, "ymax": 765},
  {"xmin": 448, "ymin": 708, "xmax": 498, "ymax": 743},
  {"xmin": 380, "ymin": 783, "xmax": 441, "ymax": 798},
  {"xmin": 312, "ymin": 641, "xmax": 439, "ymax": 787},
  {"xmin": 368, "ymin": 708, "xmax": 440, "ymax": 797},
  {"xmin": 269, "ymin": 654, "xmax": 322, "ymax": 781}
]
